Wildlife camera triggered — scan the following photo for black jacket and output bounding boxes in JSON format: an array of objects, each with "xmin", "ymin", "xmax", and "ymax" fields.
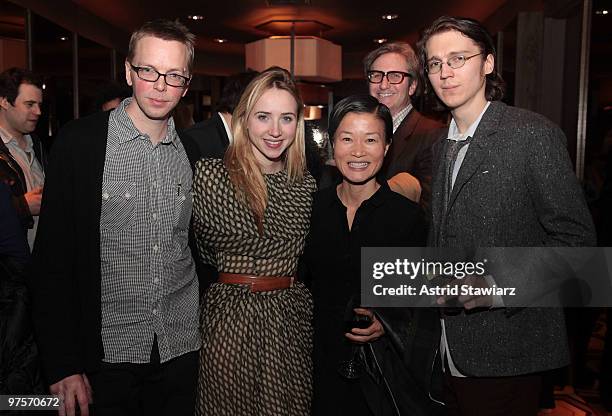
[
  {"xmin": 180, "ymin": 112, "xmax": 230, "ymax": 162},
  {"xmin": 1, "ymin": 182, "xmax": 44, "ymax": 394},
  {"xmin": 0, "ymin": 135, "xmax": 47, "ymax": 232},
  {"xmin": 381, "ymin": 109, "xmax": 446, "ymax": 216}
]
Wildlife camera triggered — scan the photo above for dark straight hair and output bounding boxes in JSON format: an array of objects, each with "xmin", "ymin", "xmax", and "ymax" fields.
[
  {"xmin": 416, "ymin": 16, "xmax": 505, "ymax": 111},
  {"xmin": 328, "ymin": 94, "xmax": 393, "ymax": 146}
]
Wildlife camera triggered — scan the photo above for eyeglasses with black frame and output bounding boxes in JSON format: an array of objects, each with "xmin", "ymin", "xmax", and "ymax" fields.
[
  {"xmin": 129, "ymin": 63, "xmax": 191, "ymax": 87},
  {"xmin": 367, "ymin": 70, "xmax": 412, "ymax": 84},
  {"xmin": 426, "ymin": 53, "xmax": 483, "ymax": 74}
]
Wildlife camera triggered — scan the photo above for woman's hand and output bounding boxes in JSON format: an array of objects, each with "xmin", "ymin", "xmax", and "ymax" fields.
[{"xmin": 345, "ymin": 308, "xmax": 385, "ymax": 343}]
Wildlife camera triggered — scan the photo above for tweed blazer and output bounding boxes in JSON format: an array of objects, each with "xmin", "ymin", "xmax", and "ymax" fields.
[
  {"xmin": 381, "ymin": 109, "xmax": 446, "ymax": 215},
  {"xmin": 429, "ymin": 101, "xmax": 596, "ymax": 377}
]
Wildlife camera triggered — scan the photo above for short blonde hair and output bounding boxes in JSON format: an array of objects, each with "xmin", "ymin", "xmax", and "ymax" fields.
[{"xmin": 128, "ymin": 19, "xmax": 195, "ymax": 73}]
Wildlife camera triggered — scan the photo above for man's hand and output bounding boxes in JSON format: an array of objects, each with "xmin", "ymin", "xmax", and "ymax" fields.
[
  {"xmin": 345, "ymin": 308, "xmax": 385, "ymax": 343},
  {"xmin": 50, "ymin": 373, "xmax": 92, "ymax": 416},
  {"xmin": 437, "ymin": 275, "xmax": 493, "ymax": 310},
  {"xmin": 387, "ymin": 172, "xmax": 421, "ymax": 203},
  {"xmin": 24, "ymin": 187, "xmax": 43, "ymax": 215}
]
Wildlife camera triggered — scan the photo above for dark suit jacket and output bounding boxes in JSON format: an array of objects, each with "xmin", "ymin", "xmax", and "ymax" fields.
[
  {"xmin": 382, "ymin": 109, "xmax": 446, "ymax": 215},
  {"xmin": 29, "ymin": 111, "xmax": 201, "ymax": 385},
  {"xmin": 180, "ymin": 112, "xmax": 230, "ymax": 164},
  {"xmin": 429, "ymin": 101, "xmax": 596, "ymax": 377}
]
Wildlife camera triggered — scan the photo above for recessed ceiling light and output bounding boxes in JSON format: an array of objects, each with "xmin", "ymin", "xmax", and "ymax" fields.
[
  {"xmin": 59, "ymin": 36, "xmax": 67, "ymax": 41},
  {"xmin": 382, "ymin": 14, "xmax": 399, "ymax": 20},
  {"xmin": 213, "ymin": 38, "xmax": 228, "ymax": 43},
  {"xmin": 374, "ymin": 38, "xmax": 387, "ymax": 44},
  {"xmin": 596, "ymin": 9, "xmax": 609, "ymax": 15},
  {"xmin": 188, "ymin": 15, "xmax": 204, "ymax": 20}
]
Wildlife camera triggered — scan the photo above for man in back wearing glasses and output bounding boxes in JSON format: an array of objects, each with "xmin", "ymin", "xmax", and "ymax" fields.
[
  {"xmin": 30, "ymin": 19, "xmax": 201, "ymax": 416},
  {"xmin": 364, "ymin": 42, "xmax": 446, "ymax": 215}
]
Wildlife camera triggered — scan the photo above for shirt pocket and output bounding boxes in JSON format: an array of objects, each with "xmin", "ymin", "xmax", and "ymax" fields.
[{"xmin": 101, "ymin": 181, "xmax": 137, "ymax": 231}]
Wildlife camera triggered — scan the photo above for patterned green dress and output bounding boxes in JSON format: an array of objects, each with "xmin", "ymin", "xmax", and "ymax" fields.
[{"xmin": 192, "ymin": 158, "xmax": 316, "ymax": 416}]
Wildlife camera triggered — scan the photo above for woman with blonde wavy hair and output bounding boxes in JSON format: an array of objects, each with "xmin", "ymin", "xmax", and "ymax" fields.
[{"xmin": 192, "ymin": 66, "xmax": 316, "ymax": 416}]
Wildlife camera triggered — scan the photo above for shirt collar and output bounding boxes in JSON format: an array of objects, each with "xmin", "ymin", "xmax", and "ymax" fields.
[
  {"xmin": 392, "ymin": 104, "xmax": 413, "ymax": 133},
  {"xmin": 0, "ymin": 125, "xmax": 33, "ymax": 151},
  {"xmin": 447, "ymin": 101, "xmax": 491, "ymax": 142},
  {"xmin": 111, "ymin": 97, "xmax": 178, "ymax": 147},
  {"xmin": 330, "ymin": 180, "xmax": 392, "ymax": 210},
  {"xmin": 218, "ymin": 112, "xmax": 233, "ymax": 144}
]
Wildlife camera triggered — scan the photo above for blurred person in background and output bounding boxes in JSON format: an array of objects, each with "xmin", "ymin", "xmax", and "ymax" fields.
[
  {"xmin": 181, "ymin": 71, "xmax": 258, "ymax": 160},
  {"xmin": 0, "ymin": 67, "xmax": 46, "ymax": 251}
]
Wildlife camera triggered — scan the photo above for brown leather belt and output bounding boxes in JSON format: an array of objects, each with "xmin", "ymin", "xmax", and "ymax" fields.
[{"xmin": 218, "ymin": 272, "xmax": 294, "ymax": 292}]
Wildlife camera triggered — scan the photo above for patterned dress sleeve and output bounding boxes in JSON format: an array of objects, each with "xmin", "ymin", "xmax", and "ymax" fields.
[{"xmin": 192, "ymin": 158, "xmax": 221, "ymax": 268}]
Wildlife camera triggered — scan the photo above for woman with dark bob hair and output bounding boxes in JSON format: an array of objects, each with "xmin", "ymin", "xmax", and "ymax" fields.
[{"xmin": 302, "ymin": 94, "xmax": 443, "ymax": 415}]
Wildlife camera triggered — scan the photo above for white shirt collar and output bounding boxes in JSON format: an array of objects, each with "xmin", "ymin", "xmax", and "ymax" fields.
[
  {"xmin": 0, "ymin": 125, "xmax": 33, "ymax": 151},
  {"xmin": 392, "ymin": 104, "xmax": 413, "ymax": 133},
  {"xmin": 218, "ymin": 112, "xmax": 233, "ymax": 144},
  {"xmin": 447, "ymin": 101, "xmax": 491, "ymax": 142}
]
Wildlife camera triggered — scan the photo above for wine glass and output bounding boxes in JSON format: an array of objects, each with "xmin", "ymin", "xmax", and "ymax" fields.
[{"xmin": 337, "ymin": 295, "xmax": 371, "ymax": 379}]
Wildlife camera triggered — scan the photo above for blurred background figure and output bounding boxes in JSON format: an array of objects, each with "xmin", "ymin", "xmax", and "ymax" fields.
[
  {"xmin": 0, "ymin": 67, "xmax": 46, "ymax": 251},
  {"xmin": 181, "ymin": 71, "xmax": 258, "ymax": 161},
  {"xmin": 172, "ymin": 99, "xmax": 195, "ymax": 131},
  {"xmin": 92, "ymin": 81, "xmax": 131, "ymax": 113}
]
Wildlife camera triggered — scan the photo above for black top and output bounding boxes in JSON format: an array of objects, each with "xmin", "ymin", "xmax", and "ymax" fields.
[
  {"xmin": 180, "ymin": 112, "xmax": 230, "ymax": 164},
  {"xmin": 302, "ymin": 181, "xmax": 430, "ymax": 415},
  {"xmin": 305, "ymin": 181, "xmax": 426, "ymax": 294}
]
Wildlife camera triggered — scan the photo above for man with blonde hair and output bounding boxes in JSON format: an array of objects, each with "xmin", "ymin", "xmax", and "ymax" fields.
[{"xmin": 30, "ymin": 19, "xmax": 200, "ymax": 416}]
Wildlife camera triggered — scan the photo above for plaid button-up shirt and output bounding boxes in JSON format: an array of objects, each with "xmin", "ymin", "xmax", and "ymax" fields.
[{"xmin": 100, "ymin": 98, "xmax": 199, "ymax": 363}]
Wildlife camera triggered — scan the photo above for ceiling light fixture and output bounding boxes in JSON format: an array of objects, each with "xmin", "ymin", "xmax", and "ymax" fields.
[
  {"xmin": 59, "ymin": 36, "xmax": 67, "ymax": 41},
  {"xmin": 373, "ymin": 38, "xmax": 387, "ymax": 44},
  {"xmin": 382, "ymin": 14, "xmax": 399, "ymax": 20},
  {"xmin": 188, "ymin": 15, "xmax": 204, "ymax": 20},
  {"xmin": 595, "ymin": 9, "xmax": 609, "ymax": 15},
  {"xmin": 213, "ymin": 38, "xmax": 228, "ymax": 43}
]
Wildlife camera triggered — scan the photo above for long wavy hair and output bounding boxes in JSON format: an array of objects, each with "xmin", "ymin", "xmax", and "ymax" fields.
[{"xmin": 224, "ymin": 66, "xmax": 306, "ymax": 233}]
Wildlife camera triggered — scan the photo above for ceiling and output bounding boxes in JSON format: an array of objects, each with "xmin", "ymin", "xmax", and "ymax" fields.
[
  {"xmin": 68, "ymin": 0, "xmax": 511, "ymax": 77},
  {"xmin": 8, "ymin": 0, "xmax": 610, "ymax": 82}
]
